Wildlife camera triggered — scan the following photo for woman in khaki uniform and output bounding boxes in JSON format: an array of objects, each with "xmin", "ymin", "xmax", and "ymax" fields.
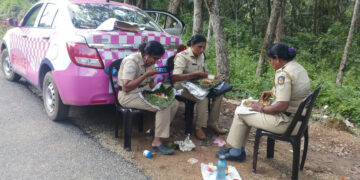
[
  {"xmin": 172, "ymin": 34, "xmax": 226, "ymax": 140},
  {"xmin": 118, "ymin": 41, "xmax": 179, "ymax": 155},
  {"xmin": 217, "ymin": 42, "xmax": 311, "ymax": 161}
]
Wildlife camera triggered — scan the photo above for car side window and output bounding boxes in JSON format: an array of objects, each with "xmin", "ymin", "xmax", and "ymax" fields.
[
  {"xmin": 23, "ymin": 4, "xmax": 43, "ymax": 27},
  {"xmin": 38, "ymin": 3, "xmax": 58, "ymax": 28}
]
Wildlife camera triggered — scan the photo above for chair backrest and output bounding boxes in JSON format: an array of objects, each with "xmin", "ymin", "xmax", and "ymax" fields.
[
  {"xmin": 284, "ymin": 82, "xmax": 324, "ymax": 137},
  {"xmin": 108, "ymin": 59, "xmax": 124, "ymax": 107}
]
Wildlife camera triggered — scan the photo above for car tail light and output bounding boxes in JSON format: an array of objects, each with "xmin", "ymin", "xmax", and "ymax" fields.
[
  {"xmin": 177, "ymin": 44, "xmax": 187, "ymax": 53},
  {"xmin": 66, "ymin": 42, "xmax": 104, "ymax": 69}
]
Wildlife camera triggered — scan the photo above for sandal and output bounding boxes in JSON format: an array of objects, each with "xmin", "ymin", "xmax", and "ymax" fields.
[{"xmin": 152, "ymin": 144, "xmax": 174, "ymax": 155}]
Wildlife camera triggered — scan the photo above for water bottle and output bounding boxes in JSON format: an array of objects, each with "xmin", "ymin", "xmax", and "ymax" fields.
[{"xmin": 216, "ymin": 155, "xmax": 227, "ymax": 180}]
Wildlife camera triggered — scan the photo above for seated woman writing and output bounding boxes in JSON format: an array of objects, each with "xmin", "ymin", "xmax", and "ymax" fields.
[
  {"xmin": 117, "ymin": 41, "xmax": 179, "ymax": 155},
  {"xmin": 217, "ymin": 42, "xmax": 311, "ymax": 161}
]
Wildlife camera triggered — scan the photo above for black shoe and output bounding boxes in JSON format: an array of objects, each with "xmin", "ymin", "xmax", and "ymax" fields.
[
  {"xmin": 152, "ymin": 144, "xmax": 174, "ymax": 155},
  {"xmin": 216, "ymin": 150, "xmax": 246, "ymax": 162}
]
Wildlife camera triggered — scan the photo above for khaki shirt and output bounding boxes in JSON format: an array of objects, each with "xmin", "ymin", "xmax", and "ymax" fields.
[
  {"xmin": 173, "ymin": 48, "xmax": 207, "ymax": 75},
  {"xmin": 271, "ymin": 60, "xmax": 311, "ymax": 114},
  {"xmin": 117, "ymin": 52, "xmax": 152, "ymax": 94}
]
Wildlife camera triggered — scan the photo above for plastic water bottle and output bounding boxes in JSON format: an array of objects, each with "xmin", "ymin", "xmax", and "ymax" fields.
[{"xmin": 216, "ymin": 155, "xmax": 227, "ymax": 180}]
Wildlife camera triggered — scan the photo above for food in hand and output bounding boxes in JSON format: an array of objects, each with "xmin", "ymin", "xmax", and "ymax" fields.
[
  {"xmin": 261, "ymin": 99, "xmax": 271, "ymax": 106},
  {"xmin": 151, "ymin": 92, "xmax": 168, "ymax": 99}
]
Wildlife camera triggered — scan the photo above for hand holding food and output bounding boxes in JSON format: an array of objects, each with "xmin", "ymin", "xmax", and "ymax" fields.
[
  {"xmin": 215, "ymin": 74, "xmax": 226, "ymax": 81},
  {"xmin": 261, "ymin": 91, "xmax": 272, "ymax": 103},
  {"xmin": 261, "ymin": 99, "xmax": 271, "ymax": 106},
  {"xmin": 145, "ymin": 68, "xmax": 158, "ymax": 77}
]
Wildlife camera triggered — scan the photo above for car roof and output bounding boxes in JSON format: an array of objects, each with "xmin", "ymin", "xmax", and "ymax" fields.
[{"xmin": 39, "ymin": 0, "xmax": 139, "ymax": 9}]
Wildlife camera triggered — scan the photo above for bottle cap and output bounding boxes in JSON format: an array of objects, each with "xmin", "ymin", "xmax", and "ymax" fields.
[
  {"xmin": 219, "ymin": 155, "xmax": 225, "ymax": 160},
  {"xmin": 143, "ymin": 150, "xmax": 152, "ymax": 158}
]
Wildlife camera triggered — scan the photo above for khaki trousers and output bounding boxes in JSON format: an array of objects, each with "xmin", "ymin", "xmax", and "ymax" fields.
[
  {"xmin": 178, "ymin": 88, "xmax": 223, "ymax": 129},
  {"xmin": 226, "ymin": 112, "xmax": 300, "ymax": 149},
  {"xmin": 118, "ymin": 92, "xmax": 179, "ymax": 138}
]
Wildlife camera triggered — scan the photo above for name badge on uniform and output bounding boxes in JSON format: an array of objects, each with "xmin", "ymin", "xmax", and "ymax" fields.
[{"xmin": 278, "ymin": 76, "xmax": 285, "ymax": 89}]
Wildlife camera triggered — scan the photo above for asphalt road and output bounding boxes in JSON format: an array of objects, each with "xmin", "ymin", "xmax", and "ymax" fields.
[{"xmin": 0, "ymin": 72, "xmax": 149, "ymax": 180}]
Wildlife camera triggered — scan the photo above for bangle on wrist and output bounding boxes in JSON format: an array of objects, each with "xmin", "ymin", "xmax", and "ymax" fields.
[{"xmin": 260, "ymin": 105, "xmax": 265, "ymax": 113}]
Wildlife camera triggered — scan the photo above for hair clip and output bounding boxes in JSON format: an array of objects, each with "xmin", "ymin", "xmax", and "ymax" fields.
[{"xmin": 288, "ymin": 47, "xmax": 295, "ymax": 53}]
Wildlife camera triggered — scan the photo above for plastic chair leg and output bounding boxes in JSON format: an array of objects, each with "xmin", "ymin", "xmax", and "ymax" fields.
[
  {"xmin": 267, "ymin": 137, "xmax": 275, "ymax": 158},
  {"xmin": 185, "ymin": 101, "xmax": 194, "ymax": 135},
  {"xmin": 291, "ymin": 138, "xmax": 301, "ymax": 180},
  {"xmin": 123, "ymin": 111, "xmax": 132, "ymax": 151},
  {"xmin": 300, "ymin": 128, "xmax": 309, "ymax": 170},
  {"xmin": 253, "ymin": 129, "xmax": 262, "ymax": 173},
  {"xmin": 115, "ymin": 111, "xmax": 120, "ymax": 138},
  {"xmin": 138, "ymin": 113, "xmax": 144, "ymax": 133}
]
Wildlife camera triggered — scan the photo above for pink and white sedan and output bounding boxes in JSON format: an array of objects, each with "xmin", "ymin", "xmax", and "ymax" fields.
[{"xmin": 1, "ymin": 0, "xmax": 185, "ymax": 120}]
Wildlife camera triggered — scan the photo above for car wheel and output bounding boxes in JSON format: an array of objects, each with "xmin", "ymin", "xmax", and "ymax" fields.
[
  {"xmin": 43, "ymin": 72, "xmax": 69, "ymax": 121},
  {"xmin": 1, "ymin": 49, "xmax": 21, "ymax": 81}
]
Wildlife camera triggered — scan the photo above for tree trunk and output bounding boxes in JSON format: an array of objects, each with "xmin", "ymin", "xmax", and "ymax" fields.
[
  {"xmin": 204, "ymin": 0, "xmax": 230, "ymax": 78},
  {"xmin": 206, "ymin": 17, "xmax": 213, "ymax": 50},
  {"xmin": 268, "ymin": 0, "xmax": 271, "ymax": 18},
  {"xmin": 314, "ymin": 0, "xmax": 317, "ymax": 35},
  {"xmin": 336, "ymin": 0, "xmax": 360, "ymax": 84},
  {"xmin": 275, "ymin": 0, "xmax": 286, "ymax": 42},
  {"xmin": 124, "ymin": 0, "xmax": 131, "ymax": 4},
  {"xmin": 136, "ymin": 0, "xmax": 143, "ymax": 8},
  {"xmin": 247, "ymin": 0, "xmax": 256, "ymax": 35},
  {"xmin": 193, "ymin": 0, "xmax": 203, "ymax": 35},
  {"xmin": 166, "ymin": 0, "xmax": 182, "ymax": 28},
  {"xmin": 290, "ymin": 0, "xmax": 297, "ymax": 36},
  {"xmin": 327, "ymin": 0, "xmax": 332, "ymax": 27},
  {"xmin": 256, "ymin": 0, "xmax": 282, "ymax": 77}
]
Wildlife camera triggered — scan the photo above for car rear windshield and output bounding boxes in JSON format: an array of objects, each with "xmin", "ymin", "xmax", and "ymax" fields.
[{"xmin": 68, "ymin": 3, "xmax": 162, "ymax": 32}]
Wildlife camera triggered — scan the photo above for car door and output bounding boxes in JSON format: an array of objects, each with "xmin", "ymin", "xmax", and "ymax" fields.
[
  {"xmin": 143, "ymin": 10, "xmax": 185, "ymax": 37},
  {"xmin": 10, "ymin": 3, "xmax": 44, "ymax": 76},
  {"xmin": 26, "ymin": 3, "xmax": 58, "ymax": 84}
]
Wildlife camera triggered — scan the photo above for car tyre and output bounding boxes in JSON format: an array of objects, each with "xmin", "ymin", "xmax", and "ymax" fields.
[
  {"xmin": 1, "ymin": 49, "xmax": 21, "ymax": 81},
  {"xmin": 43, "ymin": 72, "xmax": 69, "ymax": 121}
]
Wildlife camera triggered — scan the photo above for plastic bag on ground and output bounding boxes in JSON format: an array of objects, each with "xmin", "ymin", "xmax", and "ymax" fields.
[{"xmin": 174, "ymin": 134, "xmax": 196, "ymax": 152}]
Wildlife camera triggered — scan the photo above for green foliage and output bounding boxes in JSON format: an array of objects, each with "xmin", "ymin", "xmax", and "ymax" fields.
[
  {"xmin": 203, "ymin": 18, "xmax": 360, "ymax": 125},
  {"xmin": 141, "ymin": 83, "xmax": 175, "ymax": 110},
  {"xmin": 0, "ymin": 0, "xmax": 34, "ymax": 38},
  {"xmin": 0, "ymin": 0, "xmax": 33, "ymax": 19}
]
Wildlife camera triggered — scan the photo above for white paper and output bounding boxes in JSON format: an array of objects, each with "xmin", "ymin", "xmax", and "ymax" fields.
[
  {"xmin": 96, "ymin": 18, "xmax": 118, "ymax": 31},
  {"xmin": 235, "ymin": 105, "xmax": 259, "ymax": 115},
  {"xmin": 200, "ymin": 163, "xmax": 242, "ymax": 180},
  {"xmin": 234, "ymin": 99, "xmax": 259, "ymax": 115}
]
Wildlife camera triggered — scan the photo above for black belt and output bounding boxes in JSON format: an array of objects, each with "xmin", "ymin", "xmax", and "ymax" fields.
[
  {"xmin": 118, "ymin": 84, "xmax": 145, "ymax": 90},
  {"xmin": 283, "ymin": 112, "xmax": 292, "ymax": 117}
]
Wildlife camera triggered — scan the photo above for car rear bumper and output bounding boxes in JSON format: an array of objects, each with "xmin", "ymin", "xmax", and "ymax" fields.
[{"xmin": 52, "ymin": 63, "xmax": 114, "ymax": 106}]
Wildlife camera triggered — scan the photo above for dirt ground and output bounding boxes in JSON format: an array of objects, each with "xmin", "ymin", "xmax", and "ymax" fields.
[{"xmin": 72, "ymin": 98, "xmax": 360, "ymax": 180}]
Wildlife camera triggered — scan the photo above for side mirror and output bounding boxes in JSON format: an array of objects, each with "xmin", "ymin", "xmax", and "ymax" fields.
[{"xmin": 6, "ymin": 18, "xmax": 18, "ymax": 27}]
